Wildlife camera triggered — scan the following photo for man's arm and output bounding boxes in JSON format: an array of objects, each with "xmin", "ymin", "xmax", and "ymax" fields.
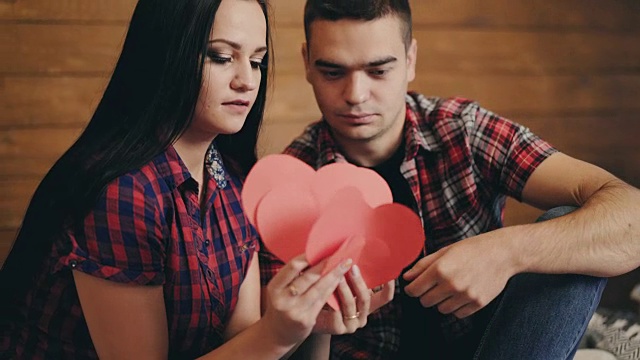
[
  {"xmin": 510, "ymin": 152, "xmax": 640, "ymax": 277},
  {"xmin": 404, "ymin": 152, "xmax": 640, "ymax": 318}
]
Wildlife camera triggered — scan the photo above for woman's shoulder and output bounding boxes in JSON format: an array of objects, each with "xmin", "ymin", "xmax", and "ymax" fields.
[{"xmin": 101, "ymin": 155, "xmax": 181, "ymax": 214}]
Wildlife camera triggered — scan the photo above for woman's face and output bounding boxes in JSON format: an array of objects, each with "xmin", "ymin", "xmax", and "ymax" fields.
[{"xmin": 191, "ymin": 0, "xmax": 267, "ymax": 139}]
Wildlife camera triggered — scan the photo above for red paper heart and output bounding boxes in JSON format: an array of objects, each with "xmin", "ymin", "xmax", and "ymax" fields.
[
  {"xmin": 307, "ymin": 187, "xmax": 424, "ymax": 289},
  {"xmin": 241, "ymin": 154, "xmax": 425, "ymax": 311},
  {"xmin": 360, "ymin": 203, "xmax": 425, "ymax": 287}
]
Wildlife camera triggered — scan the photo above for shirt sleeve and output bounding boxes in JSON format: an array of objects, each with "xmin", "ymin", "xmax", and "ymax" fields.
[
  {"xmin": 54, "ymin": 173, "xmax": 167, "ymax": 285},
  {"xmin": 466, "ymin": 103, "xmax": 558, "ymax": 201}
]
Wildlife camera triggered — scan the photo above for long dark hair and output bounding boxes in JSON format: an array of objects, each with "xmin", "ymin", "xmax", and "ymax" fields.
[{"xmin": 0, "ymin": 0, "xmax": 272, "ymax": 320}]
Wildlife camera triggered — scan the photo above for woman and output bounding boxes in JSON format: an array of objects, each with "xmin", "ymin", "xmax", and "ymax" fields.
[{"xmin": 0, "ymin": 0, "xmax": 372, "ymax": 358}]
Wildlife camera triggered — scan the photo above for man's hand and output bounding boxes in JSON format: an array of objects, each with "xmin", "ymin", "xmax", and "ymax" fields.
[{"xmin": 403, "ymin": 233, "xmax": 518, "ymax": 318}]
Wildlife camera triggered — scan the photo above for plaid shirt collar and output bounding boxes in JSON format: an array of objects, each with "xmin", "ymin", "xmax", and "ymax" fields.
[
  {"xmin": 152, "ymin": 145, "xmax": 192, "ymax": 190},
  {"xmin": 152, "ymin": 142, "xmax": 228, "ymax": 190},
  {"xmin": 313, "ymin": 94, "xmax": 442, "ymax": 168}
]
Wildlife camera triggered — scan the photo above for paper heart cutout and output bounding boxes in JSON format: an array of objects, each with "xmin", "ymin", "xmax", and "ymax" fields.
[
  {"xmin": 241, "ymin": 154, "xmax": 425, "ymax": 310},
  {"xmin": 311, "ymin": 163, "xmax": 392, "ymax": 209},
  {"xmin": 305, "ymin": 187, "xmax": 371, "ymax": 266},
  {"xmin": 255, "ymin": 183, "xmax": 319, "ymax": 263},
  {"xmin": 319, "ymin": 234, "xmax": 367, "ymax": 310},
  {"xmin": 242, "ymin": 154, "xmax": 316, "ymax": 228},
  {"xmin": 307, "ymin": 187, "xmax": 424, "ymax": 287}
]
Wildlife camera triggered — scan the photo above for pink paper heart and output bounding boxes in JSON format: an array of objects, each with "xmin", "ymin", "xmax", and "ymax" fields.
[
  {"xmin": 311, "ymin": 163, "xmax": 392, "ymax": 209},
  {"xmin": 255, "ymin": 183, "xmax": 320, "ymax": 263},
  {"xmin": 305, "ymin": 187, "xmax": 370, "ymax": 266},
  {"xmin": 241, "ymin": 155, "xmax": 425, "ymax": 311},
  {"xmin": 360, "ymin": 203, "xmax": 425, "ymax": 287},
  {"xmin": 242, "ymin": 154, "xmax": 316, "ymax": 227},
  {"xmin": 320, "ymin": 234, "xmax": 367, "ymax": 310},
  {"xmin": 307, "ymin": 188, "xmax": 424, "ymax": 290}
]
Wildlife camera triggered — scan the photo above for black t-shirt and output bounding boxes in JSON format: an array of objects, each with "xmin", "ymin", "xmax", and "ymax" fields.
[{"xmin": 369, "ymin": 145, "xmax": 448, "ymax": 358}]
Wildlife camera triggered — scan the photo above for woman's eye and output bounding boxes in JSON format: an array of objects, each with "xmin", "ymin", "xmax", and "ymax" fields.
[
  {"xmin": 207, "ymin": 51, "xmax": 232, "ymax": 64},
  {"xmin": 250, "ymin": 59, "xmax": 266, "ymax": 70},
  {"xmin": 210, "ymin": 56, "xmax": 232, "ymax": 64}
]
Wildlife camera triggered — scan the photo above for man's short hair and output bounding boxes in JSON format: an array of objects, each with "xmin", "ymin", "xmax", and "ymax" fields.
[{"xmin": 304, "ymin": 0, "xmax": 413, "ymax": 49}]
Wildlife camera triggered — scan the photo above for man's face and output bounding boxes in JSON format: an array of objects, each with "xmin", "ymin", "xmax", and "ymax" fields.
[{"xmin": 303, "ymin": 15, "xmax": 417, "ymax": 148}]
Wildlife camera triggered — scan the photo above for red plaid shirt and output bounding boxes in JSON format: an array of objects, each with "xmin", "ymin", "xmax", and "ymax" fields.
[
  {"xmin": 3, "ymin": 144, "xmax": 259, "ymax": 359},
  {"xmin": 259, "ymin": 93, "xmax": 556, "ymax": 359}
]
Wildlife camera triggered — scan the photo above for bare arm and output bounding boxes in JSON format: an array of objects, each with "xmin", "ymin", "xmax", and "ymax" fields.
[
  {"xmin": 73, "ymin": 272, "xmax": 169, "ymax": 360},
  {"xmin": 403, "ymin": 152, "xmax": 640, "ymax": 318},
  {"xmin": 75, "ymin": 254, "xmax": 352, "ymax": 360},
  {"xmin": 509, "ymin": 152, "xmax": 640, "ymax": 276},
  {"xmin": 223, "ymin": 255, "xmax": 261, "ymax": 341}
]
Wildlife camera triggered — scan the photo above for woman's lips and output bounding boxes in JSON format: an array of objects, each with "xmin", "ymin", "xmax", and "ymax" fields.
[{"xmin": 222, "ymin": 100, "xmax": 250, "ymax": 113}]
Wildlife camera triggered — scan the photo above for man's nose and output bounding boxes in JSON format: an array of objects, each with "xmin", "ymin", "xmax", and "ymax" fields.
[{"xmin": 343, "ymin": 72, "xmax": 370, "ymax": 105}]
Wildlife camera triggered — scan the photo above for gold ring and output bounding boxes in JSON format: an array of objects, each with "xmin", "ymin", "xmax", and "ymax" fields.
[
  {"xmin": 372, "ymin": 284, "xmax": 385, "ymax": 294},
  {"xmin": 343, "ymin": 312, "xmax": 360, "ymax": 320},
  {"xmin": 288, "ymin": 284, "xmax": 299, "ymax": 296}
]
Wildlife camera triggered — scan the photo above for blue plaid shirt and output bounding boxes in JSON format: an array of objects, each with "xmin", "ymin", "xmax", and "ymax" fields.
[{"xmin": 3, "ymin": 144, "xmax": 259, "ymax": 359}]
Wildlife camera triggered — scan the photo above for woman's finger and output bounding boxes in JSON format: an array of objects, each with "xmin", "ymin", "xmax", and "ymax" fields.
[
  {"xmin": 300, "ymin": 258, "xmax": 353, "ymax": 313},
  {"xmin": 335, "ymin": 278, "xmax": 357, "ymax": 322},
  {"xmin": 268, "ymin": 254, "xmax": 309, "ymax": 291},
  {"xmin": 282, "ymin": 258, "xmax": 335, "ymax": 299},
  {"xmin": 345, "ymin": 265, "xmax": 370, "ymax": 326}
]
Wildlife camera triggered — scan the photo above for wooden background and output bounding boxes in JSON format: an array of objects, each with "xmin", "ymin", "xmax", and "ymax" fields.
[{"xmin": 1, "ymin": 0, "xmax": 639, "ymax": 309}]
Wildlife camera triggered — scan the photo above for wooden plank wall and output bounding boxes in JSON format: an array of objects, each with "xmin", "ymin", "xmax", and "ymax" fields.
[{"xmin": 2, "ymin": 1, "xmax": 640, "ymax": 306}]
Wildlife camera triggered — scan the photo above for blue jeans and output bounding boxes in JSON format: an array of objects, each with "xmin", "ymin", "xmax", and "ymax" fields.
[{"xmin": 470, "ymin": 206, "xmax": 607, "ymax": 359}]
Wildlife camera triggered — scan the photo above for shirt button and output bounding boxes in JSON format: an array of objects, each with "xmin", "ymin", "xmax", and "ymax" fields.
[
  {"xmin": 69, "ymin": 260, "xmax": 78, "ymax": 268},
  {"xmin": 204, "ymin": 240, "xmax": 210, "ymax": 247},
  {"xmin": 206, "ymin": 269, "xmax": 214, "ymax": 279}
]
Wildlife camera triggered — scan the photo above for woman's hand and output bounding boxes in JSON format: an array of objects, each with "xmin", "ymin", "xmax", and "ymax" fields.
[
  {"xmin": 313, "ymin": 270, "xmax": 395, "ymax": 335},
  {"xmin": 260, "ymin": 254, "xmax": 354, "ymax": 349}
]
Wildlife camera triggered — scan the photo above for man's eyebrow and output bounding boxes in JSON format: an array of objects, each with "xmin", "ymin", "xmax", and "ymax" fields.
[
  {"xmin": 209, "ymin": 39, "xmax": 267, "ymax": 53},
  {"xmin": 314, "ymin": 56, "xmax": 398, "ymax": 69},
  {"xmin": 314, "ymin": 59, "xmax": 343, "ymax": 69},
  {"xmin": 367, "ymin": 56, "xmax": 398, "ymax": 67}
]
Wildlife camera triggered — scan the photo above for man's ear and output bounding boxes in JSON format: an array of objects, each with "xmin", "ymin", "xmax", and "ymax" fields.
[
  {"xmin": 406, "ymin": 38, "xmax": 417, "ymax": 83},
  {"xmin": 301, "ymin": 42, "xmax": 312, "ymax": 83}
]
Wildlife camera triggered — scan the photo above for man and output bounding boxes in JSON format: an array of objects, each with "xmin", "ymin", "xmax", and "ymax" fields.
[{"xmin": 259, "ymin": 0, "xmax": 640, "ymax": 358}]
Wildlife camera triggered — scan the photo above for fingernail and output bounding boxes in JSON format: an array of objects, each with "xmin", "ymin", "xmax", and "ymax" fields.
[
  {"xmin": 351, "ymin": 264, "xmax": 360, "ymax": 277},
  {"xmin": 404, "ymin": 268, "xmax": 414, "ymax": 277},
  {"xmin": 341, "ymin": 258, "xmax": 353, "ymax": 270}
]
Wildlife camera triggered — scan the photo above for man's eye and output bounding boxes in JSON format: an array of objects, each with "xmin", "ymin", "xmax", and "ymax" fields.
[
  {"xmin": 321, "ymin": 70, "xmax": 343, "ymax": 79},
  {"xmin": 369, "ymin": 69, "xmax": 388, "ymax": 77}
]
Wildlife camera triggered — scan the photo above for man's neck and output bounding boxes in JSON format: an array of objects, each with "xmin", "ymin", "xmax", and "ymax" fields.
[{"xmin": 334, "ymin": 121, "xmax": 405, "ymax": 168}]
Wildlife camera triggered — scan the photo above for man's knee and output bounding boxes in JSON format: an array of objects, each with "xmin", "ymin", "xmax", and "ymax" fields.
[{"xmin": 535, "ymin": 206, "xmax": 579, "ymax": 223}]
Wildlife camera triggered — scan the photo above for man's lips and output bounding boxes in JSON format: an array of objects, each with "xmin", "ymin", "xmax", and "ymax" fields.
[{"xmin": 338, "ymin": 113, "xmax": 376, "ymax": 124}]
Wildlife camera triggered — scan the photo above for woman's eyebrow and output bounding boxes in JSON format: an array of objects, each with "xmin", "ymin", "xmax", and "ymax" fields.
[{"xmin": 209, "ymin": 39, "xmax": 267, "ymax": 53}]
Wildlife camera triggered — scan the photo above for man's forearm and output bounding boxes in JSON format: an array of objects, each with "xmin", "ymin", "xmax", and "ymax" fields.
[{"xmin": 509, "ymin": 179, "xmax": 640, "ymax": 277}]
